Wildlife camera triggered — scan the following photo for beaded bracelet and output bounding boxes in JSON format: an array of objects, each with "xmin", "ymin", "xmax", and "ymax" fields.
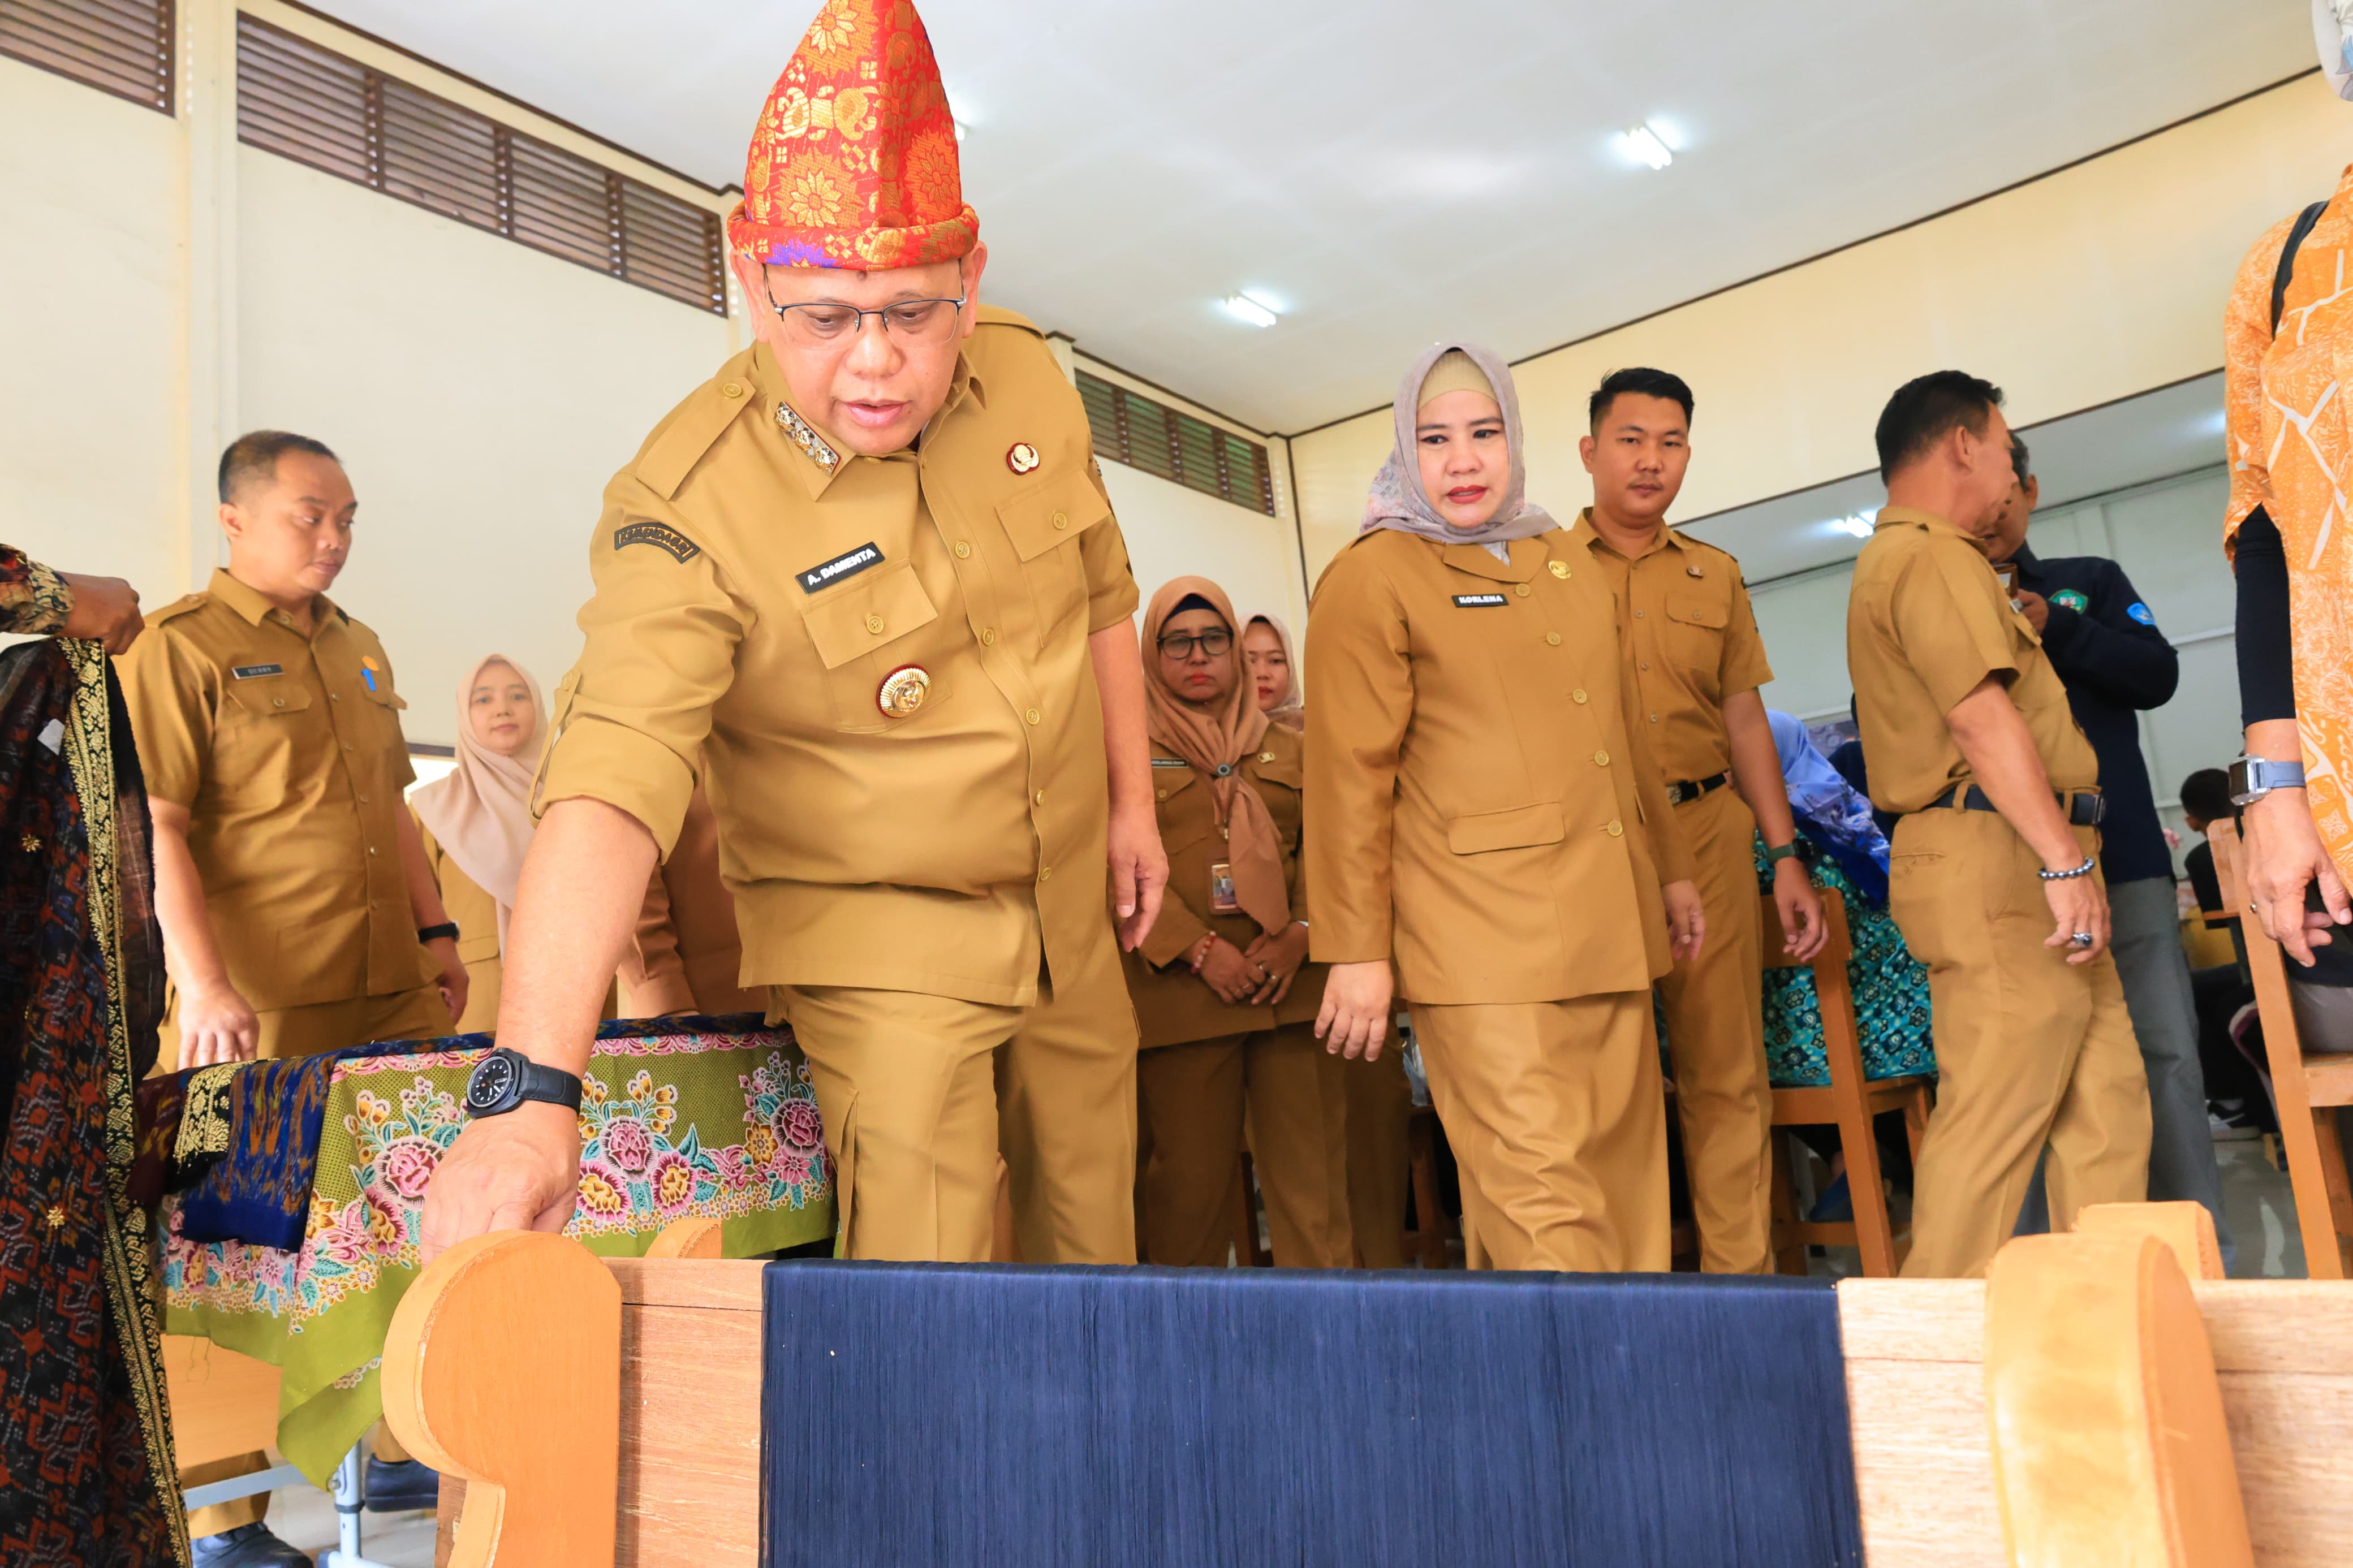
[{"xmin": 2037, "ymin": 855, "xmax": 2097, "ymax": 883}]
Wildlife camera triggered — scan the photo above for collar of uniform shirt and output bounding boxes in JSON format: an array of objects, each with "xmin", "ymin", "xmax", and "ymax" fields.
[
  {"xmin": 752, "ymin": 342, "xmax": 987, "ymax": 500},
  {"xmin": 208, "ymin": 565, "xmax": 341, "ymax": 637},
  {"xmin": 1568, "ymin": 505, "xmax": 1686, "ymax": 561},
  {"xmin": 1869, "ymin": 504, "xmax": 1972, "ymax": 539}
]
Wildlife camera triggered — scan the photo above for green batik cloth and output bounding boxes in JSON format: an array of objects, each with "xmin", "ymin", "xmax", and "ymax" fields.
[
  {"xmin": 1748, "ymin": 837, "xmax": 1936, "ymax": 1088},
  {"xmin": 163, "ymin": 1024, "xmax": 832, "ymax": 1484}
]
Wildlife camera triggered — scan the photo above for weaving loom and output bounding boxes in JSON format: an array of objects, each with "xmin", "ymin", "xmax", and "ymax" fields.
[{"xmin": 386, "ymin": 1203, "xmax": 2337, "ymax": 1568}]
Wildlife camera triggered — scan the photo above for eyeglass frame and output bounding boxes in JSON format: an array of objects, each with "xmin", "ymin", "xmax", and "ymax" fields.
[
  {"xmin": 1156, "ymin": 628, "xmax": 1235, "ymax": 660},
  {"xmin": 763, "ymin": 292, "xmax": 970, "ymax": 343}
]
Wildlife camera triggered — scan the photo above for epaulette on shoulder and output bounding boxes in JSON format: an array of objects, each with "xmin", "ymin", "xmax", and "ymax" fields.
[
  {"xmin": 1680, "ymin": 532, "xmax": 1742, "ymax": 571},
  {"xmin": 973, "ymin": 304, "xmax": 1045, "ymax": 338},
  {"xmin": 148, "ymin": 594, "xmax": 206, "ymax": 627},
  {"xmin": 634, "ymin": 356, "xmax": 760, "ymax": 501}
]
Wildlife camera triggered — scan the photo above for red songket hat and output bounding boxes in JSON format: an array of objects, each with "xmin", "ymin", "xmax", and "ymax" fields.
[{"xmin": 726, "ymin": 0, "xmax": 979, "ymax": 272}]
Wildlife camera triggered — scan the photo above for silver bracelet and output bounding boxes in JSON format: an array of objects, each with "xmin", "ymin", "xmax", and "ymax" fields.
[{"xmin": 2037, "ymin": 854, "xmax": 2097, "ymax": 883}]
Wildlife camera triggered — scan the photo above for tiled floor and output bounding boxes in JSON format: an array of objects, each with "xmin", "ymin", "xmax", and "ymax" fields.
[{"xmin": 266, "ymin": 1485, "xmax": 436, "ymax": 1567}]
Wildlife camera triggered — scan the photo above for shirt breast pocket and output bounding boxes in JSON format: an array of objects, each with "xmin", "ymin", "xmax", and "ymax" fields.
[
  {"xmin": 798, "ymin": 560, "xmax": 944, "ymax": 733},
  {"xmin": 1662, "ymin": 588, "xmax": 1729, "ymax": 672},
  {"xmin": 998, "ymin": 474, "xmax": 1112, "ymax": 642},
  {"xmin": 219, "ymin": 679, "xmax": 317, "ymax": 804}
]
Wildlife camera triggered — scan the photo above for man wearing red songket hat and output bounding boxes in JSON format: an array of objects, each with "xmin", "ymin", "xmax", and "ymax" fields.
[{"xmin": 422, "ymin": 0, "xmax": 1164, "ymax": 1265}]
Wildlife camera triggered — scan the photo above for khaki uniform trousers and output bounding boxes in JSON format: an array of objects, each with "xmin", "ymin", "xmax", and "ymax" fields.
[
  {"xmin": 777, "ymin": 922, "xmax": 1139, "ymax": 1265},
  {"xmin": 1409, "ymin": 991, "xmax": 1669, "ymax": 1273},
  {"xmin": 1343, "ymin": 1045, "xmax": 1413, "ymax": 1269},
  {"xmin": 1135, "ymin": 1021, "xmax": 1352, "ymax": 1268},
  {"xmin": 1656, "ymin": 785, "xmax": 1773, "ymax": 1274},
  {"xmin": 1891, "ymin": 810, "xmax": 2151, "ymax": 1279},
  {"xmin": 168, "ymin": 983, "xmax": 450, "ymax": 1536}
]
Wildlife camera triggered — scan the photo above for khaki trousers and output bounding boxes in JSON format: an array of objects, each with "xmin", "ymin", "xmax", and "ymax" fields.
[
  {"xmin": 1656, "ymin": 785, "xmax": 1773, "ymax": 1273},
  {"xmin": 1135, "ymin": 1022, "xmax": 1352, "ymax": 1268},
  {"xmin": 1343, "ymin": 1044, "xmax": 1414, "ymax": 1269},
  {"xmin": 1409, "ymin": 991, "xmax": 1668, "ymax": 1272},
  {"xmin": 779, "ymin": 925, "xmax": 1139, "ymax": 1265},
  {"xmin": 1891, "ymin": 809, "xmax": 2151, "ymax": 1279},
  {"xmin": 166, "ymin": 983, "xmax": 448, "ymax": 1536}
]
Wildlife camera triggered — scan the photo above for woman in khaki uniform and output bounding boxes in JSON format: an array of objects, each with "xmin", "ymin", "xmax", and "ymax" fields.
[
  {"xmin": 411, "ymin": 655, "xmax": 544, "ymax": 1033},
  {"xmin": 1308, "ymin": 344, "xmax": 1704, "ymax": 1273},
  {"xmin": 1128, "ymin": 577, "xmax": 1351, "ymax": 1267}
]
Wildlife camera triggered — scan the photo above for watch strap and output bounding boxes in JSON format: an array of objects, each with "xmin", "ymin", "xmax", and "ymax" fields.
[
  {"xmin": 417, "ymin": 921, "xmax": 460, "ymax": 944},
  {"xmin": 1764, "ymin": 841, "xmax": 1802, "ymax": 866}
]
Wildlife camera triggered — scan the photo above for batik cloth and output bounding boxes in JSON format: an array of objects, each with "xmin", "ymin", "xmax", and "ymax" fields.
[
  {"xmin": 162, "ymin": 1015, "xmax": 832, "ymax": 1484},
  {"xmin": 0, "ymin": 546, "xmax": 74, "ymax": 636},
  {"xmin": 1753, "ymin": 838, "xmax": 1935, "ymax": 1089},
  {"xmin": 0, "ymin": 639, "xmax": 186, "ymax": 1567}
]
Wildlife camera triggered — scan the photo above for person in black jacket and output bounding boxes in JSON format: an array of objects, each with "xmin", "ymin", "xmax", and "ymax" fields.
[{"xmin": 1981, "ymin": 439, "xmax": 2231, "ymax": 1260}]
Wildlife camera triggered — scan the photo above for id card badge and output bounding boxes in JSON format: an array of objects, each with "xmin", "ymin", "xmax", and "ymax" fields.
[{"xmin": 1208, "ymin": 861, "xmax": 1240, "ymax": 914}]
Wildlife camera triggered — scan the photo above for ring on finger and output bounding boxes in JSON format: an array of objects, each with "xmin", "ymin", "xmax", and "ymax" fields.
[{"xmin": 2070, "ymin": 931, "xmax": 2095, "ymax": 948}]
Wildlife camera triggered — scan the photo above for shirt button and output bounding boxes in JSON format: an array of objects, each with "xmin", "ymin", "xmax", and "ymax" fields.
[
  {"xmin": 367, "ymin": 845, "xmax": 377, "ymax": 855},
  {"xmin": 721, "ymin": 381, "xmax": 744, "ymax": 399},
  {"xmin": 1033, "ymin": 791, "xmax": 1046, "ymax": 805},
  {"xmin": 1650, "ymin": 713, "xmax": 1660, "ymax": 723},
  {"xmin": 1605, "ymin": 820, "xmax": 1624, "ymax": 837},
  {"xmin": 1052, "ymin": 510, "xmax": 1070, "ymax": 531},
  {"xmin": 1545, "ymin": 632, "xmax": 1562, "ymax": 646},
  {"xmin": 1572, "ymin": 689, "xmax": 1588, "ymax": 704},
  {"xmin": 1038, "ymin": 865, "xmax": 1054, "ymax": 882},
  {"xmin": 272, "ymin": 697, "xmax": 286, "ymax": 708},
  {"xmin": 1634, "ymin": 609, "xmax": 1645, "ymax": 619},
  {"xmin": 358, "ymin": 793, "xmax": 370, "ymax": 804},
  {"xmin": 343, "ymin": 743, "xmax": 354, "ymax": 752},
  {"xmin": 1640, "ymin": 662, "xmax": 1650, "ymax": 671},
  {"xmin": 1259, "ymin": 751, "xmax": 1274, "ymax": 763},
  {"xmin": 954, "ymin": 541, "xmax": 972, "ymax": 559},
  {"xmin": 1513, "ymin": 584, "xmax": 1531, "ymax": 598},
  {"xmin": 981, "ymin": 628, "xmax": 998, "ymax": 646},
  {"xmin": 1156, "ymin": 788, "xmax": 1167, "ymax": 801},
  {"xmin": 866, "ymin": 613, "xmax": 885, "ymax": 634},
  {"xmin": 1593, "ymin": 750, "xmax": 1609, "ymax": 767},
  {"xmin": 1025, "ymin": 708, "xmax": 1041, "ymax": 725},
  {"xmin": 330, "ymin": 693, "xmax": 341, "ymax": 702}
]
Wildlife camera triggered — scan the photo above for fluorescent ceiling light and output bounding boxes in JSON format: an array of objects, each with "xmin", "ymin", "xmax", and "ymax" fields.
[
  {"xmin": 1222, "ymin": 292, "xmax": 1281, "ymax": 329},
  {"xmin": 1619, "ymin": 122, "xmax": 1674, "ymax": 171},
  {"xmin": 1826, "ymin": 512, "xmax": 1876, "ymax": 539}
]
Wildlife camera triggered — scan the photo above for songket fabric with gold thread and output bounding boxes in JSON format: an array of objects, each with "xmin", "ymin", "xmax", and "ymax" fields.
[{"xmin": 161, "ymin": 1016, "xmax": 832, "ymax": 1484}]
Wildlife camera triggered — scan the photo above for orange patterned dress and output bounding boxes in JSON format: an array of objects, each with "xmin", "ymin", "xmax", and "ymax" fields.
[{"xmin": 2225, "ymin": 163, "xmax": 2353, "ymax": 883}]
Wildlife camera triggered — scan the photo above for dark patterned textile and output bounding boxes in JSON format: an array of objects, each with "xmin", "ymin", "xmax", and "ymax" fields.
[
  {"xmin": 0, "ymin": 546, "xmax": 74, "ymax": 637},
  {"xmin": 0, "ymin": 640, "xmax": 186, "ymax": 1566}
]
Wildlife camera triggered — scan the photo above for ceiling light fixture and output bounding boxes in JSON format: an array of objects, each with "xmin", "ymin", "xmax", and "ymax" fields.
[
  {"xmin": 953, "ymin": 119, "xmax": 968, "ymax": 143},
  {"xmin": 1619, "ymin": 122, "xmax": 1674, "ymax": 171},
  {"xmin": 1826, "ymin": 512, "xmax": 1877, "ymax": 539},
  {"xmin": 1221, "ymin": 291, "xmax": 1281, "ymax": 329}
]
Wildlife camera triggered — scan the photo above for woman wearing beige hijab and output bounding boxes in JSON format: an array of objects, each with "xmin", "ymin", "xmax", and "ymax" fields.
[
  {"xmin": 1240, "ymin": 612, "xmax": 1305, "ymax": 733},
  {"xmin": 1125, "ymin": 576, "xmax": 1351, "ymax": 1268},
  {"xmin": 410, "ymin": 655, "xmax": 544, "ymax": 1032}
]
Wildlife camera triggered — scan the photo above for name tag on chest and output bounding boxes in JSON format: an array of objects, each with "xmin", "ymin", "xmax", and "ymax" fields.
[
  {"xmin": 797, "ymin": 542, "xmax": 884, "ymax": 593},
  {"xmin": 1150, "ymin": 758, "xmax": 1191, "ymax": 770},
  {"xmin": 1453, "ymin": 593, "xmax": 1509, "ymax": 608},
  {"xmin": 230, "ymin": 664, "xmax": 283, "ymax": 680}
]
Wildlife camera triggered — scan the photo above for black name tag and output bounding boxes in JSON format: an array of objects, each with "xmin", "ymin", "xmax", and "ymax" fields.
[
  {"xmin": 1453, "ymin": 593, "xmax": 1509, "ymax": 608},
  {"xmin": 797, "ymin": 542, "xmax": 884, "ymax": 593},
  {"xmin": 230, "ymin": 663, "xmax": 283, "ymax": 680},
  {"xmin": 1150, "ymin": 758, "xmax": 1190, "ymax": 770},
  {"xmin": 614, "ymin": 521, "xmax": 700, "ymax": 563}
]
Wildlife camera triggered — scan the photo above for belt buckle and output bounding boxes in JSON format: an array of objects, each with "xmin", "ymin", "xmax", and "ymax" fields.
[{"xmin": 1665, "ymin": 782, "xmax": 1687, "ymax": 806}]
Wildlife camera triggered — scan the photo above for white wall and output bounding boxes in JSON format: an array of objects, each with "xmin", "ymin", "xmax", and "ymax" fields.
[
  {"xmin": 1100, "ymin": 460, "xmax": 1307, "ymax": 636},
  {"xmin": 1747, "ymin": 467, "xmax": 2236, "ymax": 866}
]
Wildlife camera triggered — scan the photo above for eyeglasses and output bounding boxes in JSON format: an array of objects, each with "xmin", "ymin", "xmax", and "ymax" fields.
[
  {"xmin": 766, "ymin": 295, "xmax": 967, "ymax": 347},
  {"xmin": 1157, "ymin": 628, "xmax": 1233, "ymax": 660}
]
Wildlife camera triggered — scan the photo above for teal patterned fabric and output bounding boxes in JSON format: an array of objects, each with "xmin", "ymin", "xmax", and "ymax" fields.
[{"xmin": 1755, "ymin": 838, "xmax": 1934, "ymax": 1088}]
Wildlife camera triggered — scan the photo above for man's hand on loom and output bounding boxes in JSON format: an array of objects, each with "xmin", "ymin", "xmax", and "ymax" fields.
[{"xmin": 421, "ymin": 1102, "xmax": 580, "ymax": 1264}]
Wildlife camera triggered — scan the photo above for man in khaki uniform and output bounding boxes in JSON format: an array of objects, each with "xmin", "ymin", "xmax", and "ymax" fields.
[
  {"xmin": 119, "ymin": 431, "xmax": 460, "ymax": 1562},
  {"xmin": 1570, "ymin": 368, "xmax": 1826, "ymax": 1275},
  {"xmin": 1309, "ymin": 342, "xmax": 1702, "ymax": 1273},
  {"xmin": 423, "ymin": 0, "xmax": 1163, "ymax": 1269},
  {"xmin": 1847, "ymin": 371, "xmax": 2149, "ymax": 1280}
]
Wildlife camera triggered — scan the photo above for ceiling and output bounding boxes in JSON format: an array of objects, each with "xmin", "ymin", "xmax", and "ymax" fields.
[
  {"xmin": 308, "ymin": 0, "xmax": 2310, "ymax": 433},
  {"xmin": 1679, "ymin": 372, "xmax": 2229, "ymax": 584}
]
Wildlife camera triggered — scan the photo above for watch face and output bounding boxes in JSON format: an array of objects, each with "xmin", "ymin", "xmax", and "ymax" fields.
[{"xmin": 466, "ymin": 1052, "xmax": 518, "ymax": 1115}]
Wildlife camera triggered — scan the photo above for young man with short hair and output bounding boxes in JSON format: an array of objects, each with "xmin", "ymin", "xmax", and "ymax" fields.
[
  {"xmin": 1569, "ymin": 367, "xmax": 1826, "ymax": 1275},
  {"xmin": 1846, "ymin": 372, "xmax": 2149, "ymax": 1279}
]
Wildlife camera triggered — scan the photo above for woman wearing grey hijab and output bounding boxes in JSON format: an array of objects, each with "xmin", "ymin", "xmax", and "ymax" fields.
[{"xmin": 1303, "ymin": 341, "xmax": 1704, "ymax": 1273}]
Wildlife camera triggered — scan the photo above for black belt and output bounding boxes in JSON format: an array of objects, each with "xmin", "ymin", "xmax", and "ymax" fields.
[
  {"xmin": 1923, "ymin": 784, "xmax": 2105, "ymax": 827},
  {"xmin": 1663, "ymin": 771, "xmax": 1731, "ymax": 807}
]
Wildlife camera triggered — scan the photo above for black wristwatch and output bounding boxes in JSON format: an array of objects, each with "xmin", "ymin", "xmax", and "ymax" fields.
[
  {"xmin": 417, "ymin": 922, "xmax": 460, "ymax": 945},
  {"xmin": 463, "ymin": 1046, "xmax": 583, "ymax": 1118},
  {"xmin": 1763, "ymin": 841, "xmax": 1803, "ymax": 869}
]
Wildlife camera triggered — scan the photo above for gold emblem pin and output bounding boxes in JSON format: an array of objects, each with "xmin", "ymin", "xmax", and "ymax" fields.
[
  {"xmin": 1007, "ymin": 442, "xmax": 1041, "ymax": 474},
  {"xmin": 877, "ymin": 665, "xmax": 930, "ymax": 718},
  {"xmin": 1548, "ymin": 560, "xmax": 1570, "ymax": 579}
]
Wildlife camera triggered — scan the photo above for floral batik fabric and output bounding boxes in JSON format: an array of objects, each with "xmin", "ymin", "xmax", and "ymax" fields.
[
  {"xmin": 2226, "ymin": 167, "xmax": 2353, "ymax": 883},
  {"xmin": 0, "ymin": 641, "xmax": 186, "ymax": 1567}
]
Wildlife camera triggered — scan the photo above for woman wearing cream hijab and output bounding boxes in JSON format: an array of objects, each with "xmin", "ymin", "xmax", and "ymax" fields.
[
  {"xmin": 1306, "ymin": 343, "xmax": 1703, "ymax": 1273},
  {"xmin": 410, "ymin": 655, "xmax": 544, "ymax": 1032},
  {"xmin": 1241, "ymin": 612, "xmax": 1305, "ymax": 733},
  {"xmin": 1124, "ymin": 576, "xmax": 1351, "ymax": 1268}
]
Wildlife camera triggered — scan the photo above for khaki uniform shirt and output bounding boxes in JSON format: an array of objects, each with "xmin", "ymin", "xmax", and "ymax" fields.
[
  {"xmin": 619, "ymin": 785, "xmax": 765, "ymax": 1017},
  {"xmin": 1846, "ymin": 506, "xmax": 2100, "ymax": 815},
  {"xmin": 1570, "ymin": 510, "xmax": 1774, "ymax": 783},
  {"xmin": 1123, "ymin": 723, "xmax": 1322, "ymax": 1047},
  {"xmin": 414, "ymin": 818, "xmax": 499, "ymax": 971},
  {"xmin": 1305, "ymin": 528, "xmax": 1696, "ymax": 1005},
  {"xmin": 536, "ymin": 309, "xmax": 1139, "ymax": 1008},
  {"xmin": 120, "ymin": 569, "xmax": 434, "ymax": 1009}
]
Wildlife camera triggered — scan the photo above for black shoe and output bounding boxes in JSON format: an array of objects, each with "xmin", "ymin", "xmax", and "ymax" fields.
[
  {"xmin": 190, "ymin": 1523, "xmax": 312, "ymax": 1567},
  {"xmin": 363, "ymin": 1455, "xmax": 441, "ymax": 1513}
]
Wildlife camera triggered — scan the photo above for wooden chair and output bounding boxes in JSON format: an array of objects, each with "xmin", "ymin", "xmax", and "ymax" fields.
[
  {"xmin": 2211, "ymin": 820, "xmax": 2353, "ymax": 1277},
  {"xmin": 1400, "ymin": 1107, "xmax": 1458, "ymax": 1268},
  {"xmin": 1762, "ymin": 886, "xmax": 1933, "ymax": 1278}
]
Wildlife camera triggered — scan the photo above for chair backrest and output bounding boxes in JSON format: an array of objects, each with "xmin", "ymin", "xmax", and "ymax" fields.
[
  {"xmin": 1759, "ymin": 884, "xmax": 1853, "ymax": 973},
  {"xmin": 1760, "ymin": 887, "xmax": 1872, "ymax": 1087},
  {"xmin": 2209, "ymin": 822, "xmax": 2311, "ymax": 1068}
]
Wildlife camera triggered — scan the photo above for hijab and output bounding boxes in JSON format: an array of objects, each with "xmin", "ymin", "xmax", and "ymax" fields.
[
  {"xmin": 1141, "ymin": 577, "xmax": 1291, "ymax": 938},
  {"xmin": 1246, "ymin": 612, "xmax": 1305, "ymax": 733},
  {"xmin": 1360, "ymin": 340, "xmax": 1559, "ymax": 548},
  {"xmin": 409, "ymin": 654, "xmax": 546, "ymax": 950}
]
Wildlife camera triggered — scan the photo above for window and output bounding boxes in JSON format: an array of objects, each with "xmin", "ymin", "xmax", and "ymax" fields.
[
  {"xmin": 1077, "ymin": 371, "xmax": 1274, "ymax": 516},
  {"xmin": 0, "ymin": 0, "xmax": 175, "ymax": 113},
  {"xmin": 235, "ymin": 15, "xmax": 726, "ymax": 316}
]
